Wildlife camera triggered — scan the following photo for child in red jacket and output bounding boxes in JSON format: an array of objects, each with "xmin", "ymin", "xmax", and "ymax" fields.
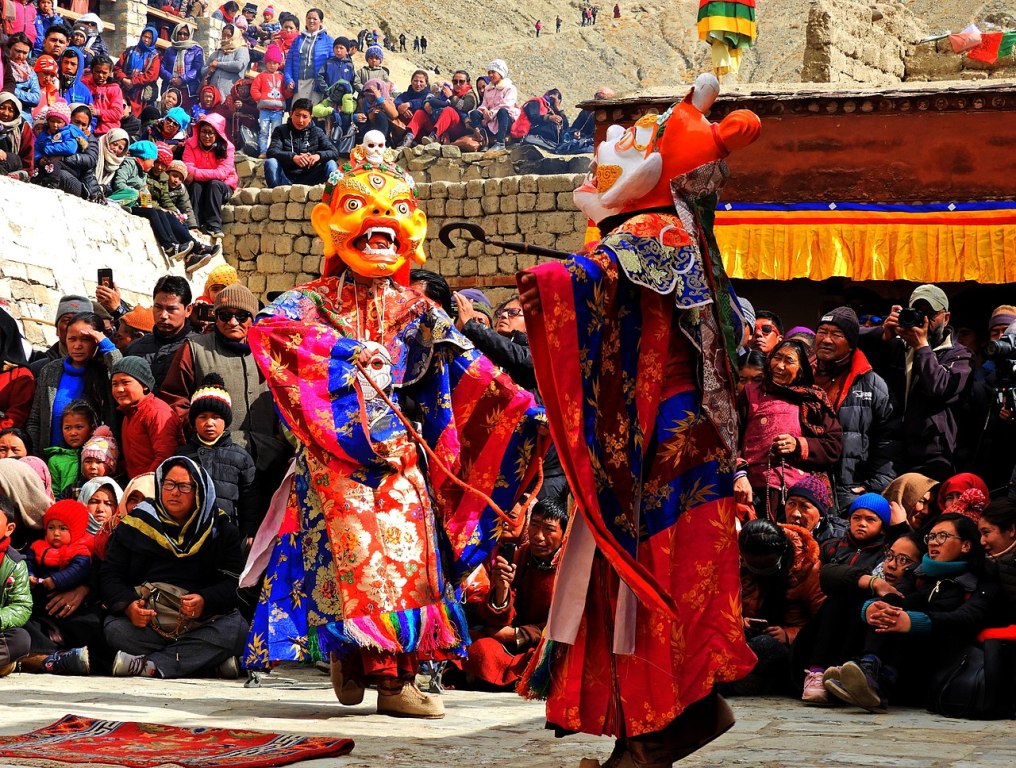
[
  {"xmin": 111, "ymin": 357, "xmax": 182, "ymax": 480},
  {"xmin": 82, "ymin": 54, "xmax": 123, "ymax": 136},
  {"xmin": 250, "ymin": 44, "xmax": 290, "ymax": 157}
]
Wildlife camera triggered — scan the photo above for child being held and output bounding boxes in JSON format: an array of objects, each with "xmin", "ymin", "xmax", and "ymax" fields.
[
  {"xmin": 177, "ymin": 373, "xmax": 259, "ymax": 538},
  {"xmin": 45, "ymin": 400, "xmax": 98, "ymax": 498},
  {"xmin": 33, "ymin": 102, "xmax": 87, "ymax": 163},
  {"xmin": 23, "ymin": 500, "xmax": 93, "ymax": 675},
  {"xmin": 60, "ymin": 425, "xmax": 118, "ymax": 501},
  {"xmin": 0, "ymin": 492, "xmax": 32, "ymax": 677}
]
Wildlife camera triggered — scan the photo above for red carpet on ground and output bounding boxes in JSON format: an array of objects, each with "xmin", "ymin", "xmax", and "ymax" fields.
[{"xmin": 0, "ymin": 714, "xmax": 355, "ymax": 767}]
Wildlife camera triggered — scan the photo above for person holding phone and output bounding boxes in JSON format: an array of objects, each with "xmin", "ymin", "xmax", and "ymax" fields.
[{"xmin": 732, "ymin": 519, "xmax": 826, "ymax": 697}]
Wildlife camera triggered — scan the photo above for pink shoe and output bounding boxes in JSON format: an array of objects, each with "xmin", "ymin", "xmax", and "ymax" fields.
[{"xmin": 802, "ymin": 669, "xmax": 828, "ymax": 704}]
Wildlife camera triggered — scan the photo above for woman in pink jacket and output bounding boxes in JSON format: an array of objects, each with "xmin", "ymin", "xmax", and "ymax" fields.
[
  {"xmin": 182, "ymin": 112, "xmax": 237, "ymax": 237},
  {"xmin": 466, "ymin": 59, "xmax": 519, "ymax": 151}
]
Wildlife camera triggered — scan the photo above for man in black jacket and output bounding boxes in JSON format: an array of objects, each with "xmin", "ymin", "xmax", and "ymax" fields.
[
  {"xmin": 859, "ymin": 284, "xmax": 972, "ymax": 481},
  {"xmin": 264, "ymin": 98, "xmax": 339, "ymax": 187},
  {"xmin": 125, "ymin": 275, "xmax": 197, "ymax": 390}
]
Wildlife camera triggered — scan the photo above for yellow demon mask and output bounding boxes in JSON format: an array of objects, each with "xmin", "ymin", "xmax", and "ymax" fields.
[{"xmin": 310, "ymin": 144, "xmax": 428, "ymax": 282}]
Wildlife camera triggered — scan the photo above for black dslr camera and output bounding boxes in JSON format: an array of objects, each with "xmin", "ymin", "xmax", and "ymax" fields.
[{"xmin": 897, "ymin": 307, "xmax": 926, "ymax": 329}]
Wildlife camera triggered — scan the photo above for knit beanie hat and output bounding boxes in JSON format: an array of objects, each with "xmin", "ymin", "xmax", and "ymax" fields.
[
  {"xmin": 264, "ymin": 43, "xmax": 283, "ymax": 63},
  {"xmin": 263, "ymin": 5, "xmax": 274, "ymax": 17},
  {"xmin": 817, "ymin": 306, "xmax": 860, "ymax": 349},
  {"xmin": 786, "ymin": 476, "xmax": 831, "ymax": 516},
  {"xmin": 487, "ymin": 59, "xmax": 509, "ymax": 78},
  {"xmin": 120, "ymin": 305, "xmax": 155, "ymax": 333},
  {"xmin": 365, "ymin": 45, "xmax": 384, "ymax": 60},
  {"xmin": 81, "ymin": 425, "xmax": 119, "ymax": 475},
  {"xmin": 56, "ymin": 294, "xmax": 91, "ymax": 322},
  {"xmin": 458, "ymin": 288, "xmax": 492, "ymax": 308},
  {"xmin": 215, "ymin": 283, "xmax": 258, "ymax": 316},
  {"xmin": 190, "ymin": 373, "xmax": 232, "ymax": 427},
  {"xmin": 205, "ymin": 264, "xmax": 239, "ymax": 295},
  {"xmin": 473, "ymin": 302, "xmax": 495, "ymax": 326},
  {"xmin": 47, "ymin": 102, "xmax": 71, "ymax": 125},
  {"xmin": 849, "ymin": 492, "xmax": 892, "ymax": 526},
  {"xmin": 155, "ymin": 141, "xmax": 173, "ymax": 166},
  {"xmin": 168, "ymin": 159, "xmax": 188, "ymax": 177},
  {"xmin": 737, "ymin": 296, "xmax": 756, "ymax": 330},
  {"xmin": 333, "ymin": 36, "xmax": 352, "ymax": 49},
  {"xmin": 44, "ymin": 500, "xmax": 89, "ymax": 544},
  {"xmin": 112, "ymin": 356, "xmax": 155, "ymax": 393},
  {"xmin": 165, "ymin": 106, "xmax": 191, "ymax": 130},
  {"xmin": 34, "ymin": 55, "xmax": 57, "ymax": 75},
  {"xmin": 129, "ymin": 140, "xmax": 158, "ymax": 160}
]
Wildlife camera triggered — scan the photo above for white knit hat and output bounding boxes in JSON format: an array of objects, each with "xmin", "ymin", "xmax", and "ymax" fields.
[{"xmin": 486, "ymin": 59, "xmax": 509, "ymax": 78}]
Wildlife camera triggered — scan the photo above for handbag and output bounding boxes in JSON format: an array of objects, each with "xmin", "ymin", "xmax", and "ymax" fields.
[
  {"xmin": 137, "ymin": 581, "xmax": 211, "ymax": 640},
  {"xmin": 929, "ymin": 639, "xmax": 1016, "ymax": 719}
]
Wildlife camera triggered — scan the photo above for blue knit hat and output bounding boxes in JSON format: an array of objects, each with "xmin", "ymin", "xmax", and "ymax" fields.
[
  {"xmin": 849, "ymin": 492, "xmax": 892, "ymax": 526},
  {"xmin": 365, "ymin": 45, "xmax": 383, "ymax": 60},
  {"xmin": 128, "ymin": 140, "xmax": 158, "ymax": 160},
  {"xmin": 165, "ymin": 106, "xmax": 191, "ymax": 131}
]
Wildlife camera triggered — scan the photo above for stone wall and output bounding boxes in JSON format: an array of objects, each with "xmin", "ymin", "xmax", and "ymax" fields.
[
  {"xmin": 905, "ymin": 37, "xmax": 1016, "ymax": 82},
  {"xmin": 221, "ymin": 173, "xmax": 588, "ymax": 297},
  {"xmin": 0, "ymin": 177, "xmax": 174, "ymax": 347},
  {"xmin": 801, "ymin": 0, "xmax": 920, "ymax": 84}
]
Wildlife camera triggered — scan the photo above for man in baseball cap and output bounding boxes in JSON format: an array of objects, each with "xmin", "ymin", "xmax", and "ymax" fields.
[{"xmin": 859, "ymin": 284, "xmax": 972, "ymax": 480}]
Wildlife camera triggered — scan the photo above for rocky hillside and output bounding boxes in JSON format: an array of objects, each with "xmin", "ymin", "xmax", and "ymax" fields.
[{"xmin": 275, "ymin": 0, "xmax": 1010, "ymax": 105}]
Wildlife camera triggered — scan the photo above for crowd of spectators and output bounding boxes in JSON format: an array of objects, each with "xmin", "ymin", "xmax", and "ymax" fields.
[{"xmin": 3, "ymin": 263, "xmax": 1016, "ymax": 722}]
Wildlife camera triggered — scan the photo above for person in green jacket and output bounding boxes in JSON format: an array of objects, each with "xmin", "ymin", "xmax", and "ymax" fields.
[{"xmin": 0, "ymin": 493, "xmax": 32, "ymax": 676}]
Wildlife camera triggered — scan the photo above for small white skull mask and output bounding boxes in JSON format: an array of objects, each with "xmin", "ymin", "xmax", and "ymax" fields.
[
  {"xmin": 356, "ymin": 341, "xmax": 393, "ymax": 401},
  {"xmin": 362, "ymin": 130, "xmax": 387, "ymax": 164}
]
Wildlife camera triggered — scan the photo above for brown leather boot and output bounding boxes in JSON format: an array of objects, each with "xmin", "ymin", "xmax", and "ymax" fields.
[
  {"xmin": 626, "ymin": 691, "xmax": 735, "ymax": 766},
  {"xmin": 17, "ymin": 654, "xmax": 49, "ymax": 673},
  {"xmin": 376, "ymin": 679, "xmax": 445, "ymax": 719},
  {"xmin": 328, "ymin": 653, "xmax": 365, "ymax": 705}
]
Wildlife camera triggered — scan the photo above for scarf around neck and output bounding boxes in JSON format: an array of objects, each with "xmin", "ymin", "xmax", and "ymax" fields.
[
  {"xmin": 95, "ymin": 127, "xmax": 129, "ymax": 185},
  {"xmin": 119, "ymin": 456, "xmax": 219, "ymax": 558},
  {"xmin": 918, "ymin": 555, "xmax": 969, "ymax": 580}
]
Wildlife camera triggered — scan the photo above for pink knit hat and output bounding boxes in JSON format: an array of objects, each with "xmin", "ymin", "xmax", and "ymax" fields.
[
  {"xmin": 47, "ymin": 101, "xmax": 71, "ymax": 126},
  {"xmin": 264, "ymin": 43, "xmax": 283, "ymax": 64},
  {"xmin": 81, "ymin": 425, "xmax": 119, "ymax": 475}
]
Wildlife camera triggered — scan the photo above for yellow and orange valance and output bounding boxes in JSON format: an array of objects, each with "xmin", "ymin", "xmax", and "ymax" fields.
[{"xmin": 715, "ymin": 202, "xmax": 1016, "ymax": 284}]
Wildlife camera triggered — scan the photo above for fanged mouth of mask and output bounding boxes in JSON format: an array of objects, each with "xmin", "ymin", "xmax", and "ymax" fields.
[{"xmin": 354, "ymin": 226, "xmax": 400, "ymax": 259}]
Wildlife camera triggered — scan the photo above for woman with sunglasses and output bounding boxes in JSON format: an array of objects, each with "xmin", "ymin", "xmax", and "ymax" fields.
[
  {"xmin": 825, "ymin": 513, "xmax": 995, "ymax": 713},
  {"xmin": 100, "ymin": 456, "xmax": 248, "ymax": 678},
  {"xmin": 734, "ymin": 338, "xmax": 843, "ymax": 519},
  {"xmin": 160, "ymin": 284, "xmax": 282, "ymax": 482}
]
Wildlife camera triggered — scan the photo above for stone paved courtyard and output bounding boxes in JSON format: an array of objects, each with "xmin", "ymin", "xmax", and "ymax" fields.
[{"xmin": 0, "ymin": 664, "xmax": 1012, "ymax": 767}]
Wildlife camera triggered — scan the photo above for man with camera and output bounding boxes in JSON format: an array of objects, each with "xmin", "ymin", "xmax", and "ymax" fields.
[{"xmin": 859, "ymin": 284, "xmax": 972, "ymax": 481}]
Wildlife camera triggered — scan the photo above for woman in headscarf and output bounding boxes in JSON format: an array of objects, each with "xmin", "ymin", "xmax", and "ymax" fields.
[
  {"xmin": 114, "ymin": 26, "xmax": 162, "ymax": 118},
  {"xmin": 0, "ymin": 457, "xmax": 51, "ymax": 542},
  {"xmin": 0, "ymin": 304, "xmax": 35, "ymax": 428},
  {"xmin": 91, "ymin": 472, "xmax": 154, "ymax": 560},
  {"xmin": 734, "ymin": 338, "xmax": 843, "ymax": 520},
  {"xmin": 884, "ymin": 472, "xmax": 940, "ymax": 534},
  {"xmin": 5, "ymin": 34, "xmax": 39, "ymax": 119},
  {"xmin": 160, "ymin": 22, "xmax": 204, "ymax": 108},
  {"xmin": 99, "ymin": 456, "xmax": 248, "ymax": 678},
  {"xmin": 201, "ymin": 23, "xmax": 249, "ymax": 101},
  {"xmin": 92, "ymin": 126, "xmax": 128, "ymax": 194},
  {"xmin": 158, "ymin": 86, "xmax": 183, "ymax": 117},
  {"xmin": 353, "ymin": 77, "xmax": 392, "ymax": 143},
  {"xmin": 78, "ymin": 476, "xmax": 123, "ymax": 535}
]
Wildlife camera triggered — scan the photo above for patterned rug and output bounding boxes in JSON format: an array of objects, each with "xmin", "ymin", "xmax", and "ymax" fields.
[{"xmin": 0, "ymin": 714, "xmax": 355, "ymax": 768}]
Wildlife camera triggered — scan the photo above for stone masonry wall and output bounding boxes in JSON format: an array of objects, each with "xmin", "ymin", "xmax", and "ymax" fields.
[
  {"xmin": 0, "ymin": 177, "xmax": 173, "ymax": 347},
  {"xmin": 801, "ymin": 0, "xmax": 920, "ymax": 84},
  {"xmin": 220, "ymin": 173, "xmax": 588, "ymax": 298}
]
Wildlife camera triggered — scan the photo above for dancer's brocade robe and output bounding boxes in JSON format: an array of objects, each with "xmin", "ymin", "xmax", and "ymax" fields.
[{"xmin": 244, "ymin": 274, "xmax": 544, "ymax": 667}]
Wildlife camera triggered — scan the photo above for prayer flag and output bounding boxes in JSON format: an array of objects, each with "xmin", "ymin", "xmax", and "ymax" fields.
[
  {"xmin": 948, "ymin": 23, "xmax": 981, "ymax": 53},
  {"xmin": 697, "ymin": 0, "xmax": 758, "ymax": 75},
  {"xmin": 967, "ymin": 30, "xmax": 1016, "ymax": 63}
]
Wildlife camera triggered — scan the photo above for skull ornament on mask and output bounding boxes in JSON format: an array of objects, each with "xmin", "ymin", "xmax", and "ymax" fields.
[{"xmin": 359, "ymin": 130, "xmax": 388, "ymax": 164}]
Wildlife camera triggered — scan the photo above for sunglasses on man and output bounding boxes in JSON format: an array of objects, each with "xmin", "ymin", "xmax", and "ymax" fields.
[{"xmin": 216, "ymin": 309, "xmax": 253, "ymax": 323}]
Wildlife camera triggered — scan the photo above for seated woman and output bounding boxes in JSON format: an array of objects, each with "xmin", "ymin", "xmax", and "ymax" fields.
[
  {"xmin": 883, "ymin": 472, "xmax": 940, "ymax": 534},
  {"xmin": 783, "ymin": 477, "xmax": 846, "ymax": 546},
  {"xmin": 456, "ymin": 499, "xmax": 567, "ymax": 688},
  {"xmin": 510, "ymin": 89, "xmax": 568, "ymax": 150},
  {"xmin": 393, "ymin": 69, "xmax": 430, "ymax": 146},
  {"xmin": 979, "ymin": 499, "xmax": 1016, "ymax": 631},
  {"xmin": 465, "ymin": 60, "xmax": 518, "ymax": 151},
  {"xmin": 353, "ymin": 78, "xmax": 393, "ymax": 144},
  {"xmin": 142, "ymin": 106, "xmax": 190, "ymax": 154},
  {"xmin": 824, "ymin": 513, "xmax": 995, "ymax": 712},
  {"xmin": 181, "ymin": 113, "xmax": 238, "ymax": 238},
  {"xmin": 730, "ymin": 519, "xmax": 825, "ymax": 696},
  {"xmin": 0, "ymin": 92, "xmax": 34, "ymax": 179},
  {"xmin": 734, "ymin": 339, "xmax": 842, "ymax": 520},
  {"xmin": 100, "ymin": 456, "xmax": 248, "ymax": 678}
]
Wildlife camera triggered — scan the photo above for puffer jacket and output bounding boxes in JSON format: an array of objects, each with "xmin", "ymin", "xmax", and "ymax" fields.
[
  {"xmin": 740, "ymin": 523, "xmax": 826, "ymax": 643},
  {"xmin": 819, "ymin": 530, "xmax": 888, "ymax": 595},
  {"xmin": 897, "ymin": 565, "xmax": 996, "ymax": 640},
  {"xmin": 177, "ymin": 432, "xmax": 259, "ymax": 537},
  {"xmin": 61, "ymin": 131, "xmax": 100, "ymax": 199},
  {"xmin": 824, "ymin": 349, "xmax": 900, "ymax": 513},
  {"xmin": 0, "ymin": 548, "xmax": 32, "ymax": 632},
  {"xmin": 182, "ymin": 112, "xmax": 238, "ymax": 188},
  {"xmin": 160, "ymin": 44, "xmax": 204, "ymax": 99},
  {"xmin": 117, "ymin": 392, "xmax": 183, "ymax": 479}
]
